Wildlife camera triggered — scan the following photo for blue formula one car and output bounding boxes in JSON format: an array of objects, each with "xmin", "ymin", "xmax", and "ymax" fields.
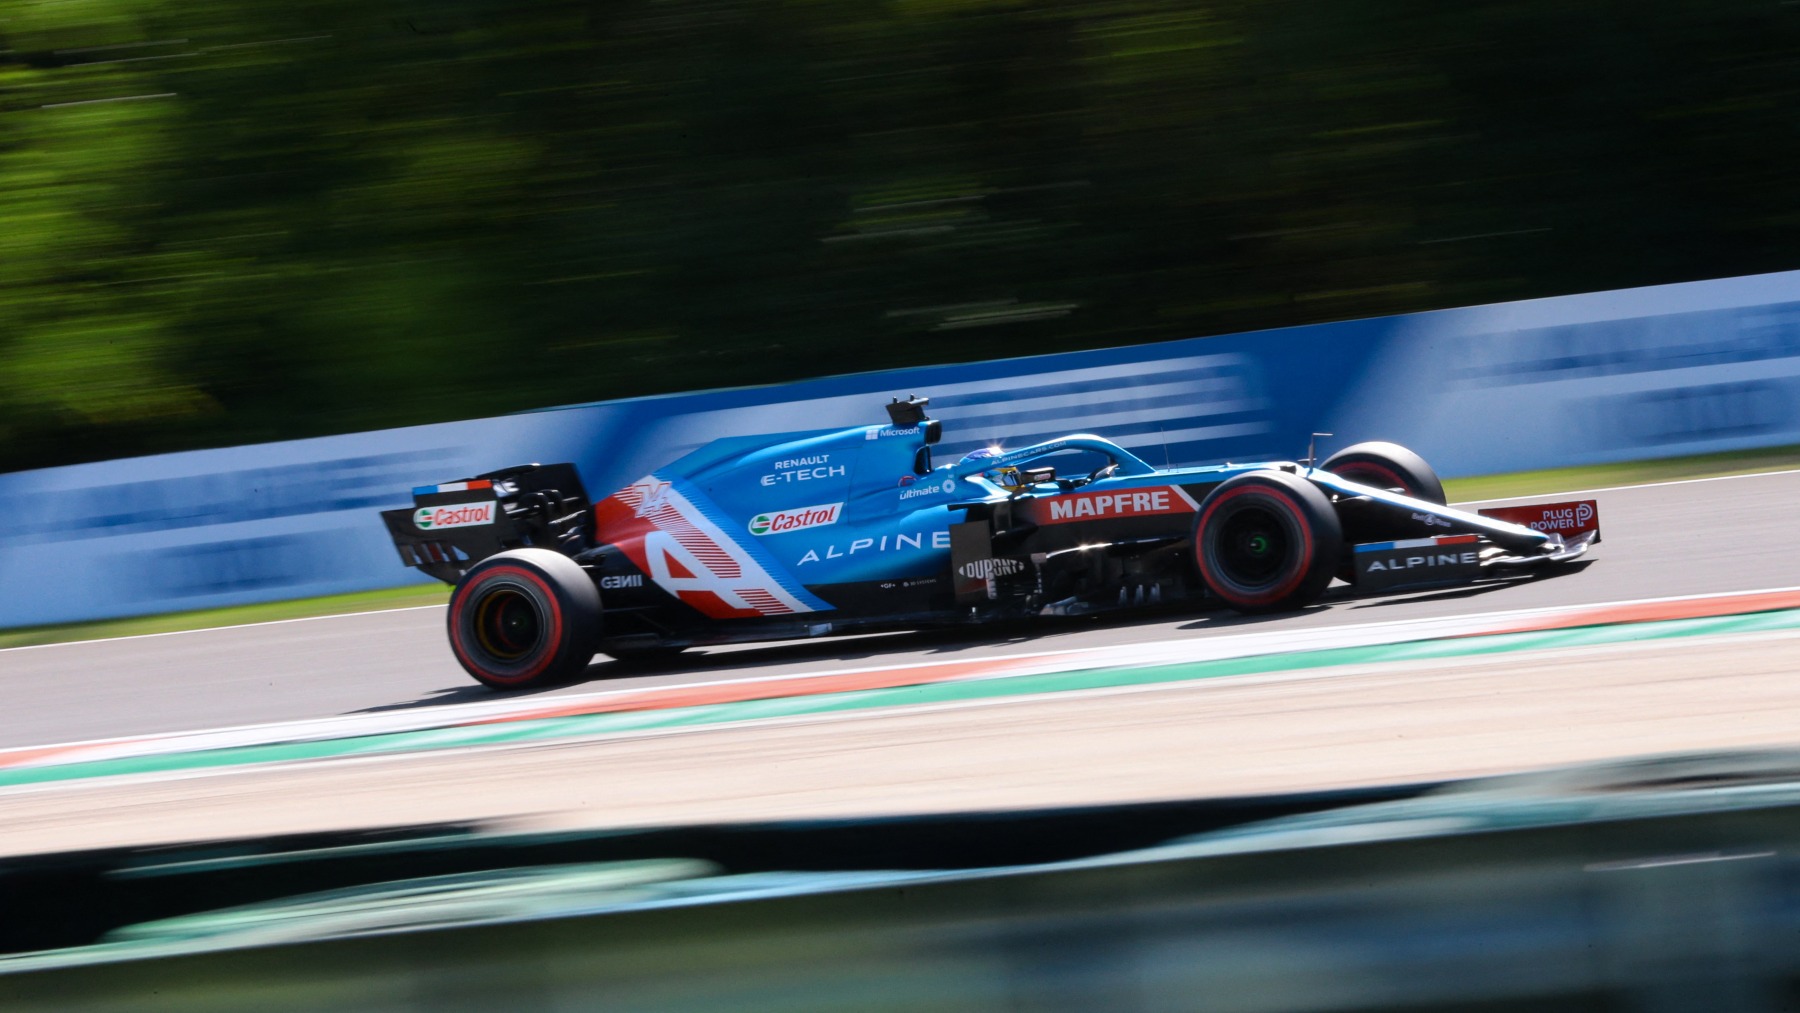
[{"xmin": 382, "ymin": 397, "xmax": 1600, "ymax": 689}]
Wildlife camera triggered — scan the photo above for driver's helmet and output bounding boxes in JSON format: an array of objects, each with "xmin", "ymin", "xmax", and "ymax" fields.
[{"xmin": 959, "ymin": 446, "xmax": 1020, "ymax": 488}]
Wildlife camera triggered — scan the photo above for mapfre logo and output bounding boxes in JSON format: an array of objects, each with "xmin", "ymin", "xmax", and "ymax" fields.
[
  {"xmin": 414, "ymin": 502, "xmax": 495, "ymax": 530},
  {"xmin": 748, "ymin": 502, "xmax": 843, "ymax": 536},
  {"xmin": 1043, "ymin": 486, "xmax": 1198, "ymax": 524}
]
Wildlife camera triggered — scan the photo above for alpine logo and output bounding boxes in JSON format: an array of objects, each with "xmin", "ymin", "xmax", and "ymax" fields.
[
  {"xmin": 629, "ymin": 478, "xmax": 673, "ymax": 518},
  {"xmin": 748, "ymin": 502, "xmax": 843, "ymax": 536},
  {"xmin": 1366, "ymin": 551, "xmax": 1478, "ymax": 572},
  {"xmin": 798, "ymin": 529, "xmax": 951, "ymax": 565},
  {"xmin": 413, "ymin": 502, "xmax": 495, "ymax": 530},
  {"xmin": 957, "ymin": 558, "xmax": 1025, "ymax": 580},
  {"xmin": 1042, "ymin": 486, "xmax": 1198, "ymax": 523},
  {"xmin": 1353, "ymin": 534, "xmax": 1482, "ymax": 590}
]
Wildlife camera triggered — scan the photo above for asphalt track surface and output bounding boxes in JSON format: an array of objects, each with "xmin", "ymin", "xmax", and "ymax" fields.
[{"xmin": 5, "ymin": 470, "xmax": 1798, "ymax": 751}]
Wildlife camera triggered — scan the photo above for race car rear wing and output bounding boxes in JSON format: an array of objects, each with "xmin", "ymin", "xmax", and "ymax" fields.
[{"xmin": 380, "ymin": 463, "xmax": 592, "ymax": 584}]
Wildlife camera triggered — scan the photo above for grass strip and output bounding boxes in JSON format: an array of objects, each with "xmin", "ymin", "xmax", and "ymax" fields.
[
  {"xmin": 0, "ymin": 585, "xmax": 449, "ymax": 650},
  {"xmin": 1443, "ymin": 443, "xmax": 1800, "ymax": 502}
]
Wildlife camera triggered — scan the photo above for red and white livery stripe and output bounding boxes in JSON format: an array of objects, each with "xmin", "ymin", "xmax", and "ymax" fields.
[
  {"xmin": 1355, "ymin": 533, "xmax": 1481, "ymax": 553},
  {"xmin": 595, "ymin": 477, "xmax": 821, "ymax": 620}
]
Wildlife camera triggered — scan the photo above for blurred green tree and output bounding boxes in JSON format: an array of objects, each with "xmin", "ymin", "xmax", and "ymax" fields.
[{"xmin": 3, "ymin": 0, "xmax": 1800, "ymax": 471}]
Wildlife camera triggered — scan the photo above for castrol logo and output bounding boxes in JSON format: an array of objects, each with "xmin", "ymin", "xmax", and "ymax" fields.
[
  {"xmin": 414, "ymin": 502, "xmax": 496, "ymax": 530},
  {"xmin": 748, "ymin": 502, "xmax": 843, "ymax": 536}
]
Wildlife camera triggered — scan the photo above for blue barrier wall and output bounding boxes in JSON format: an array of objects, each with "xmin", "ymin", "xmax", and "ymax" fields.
[
  {"xmin": 1329, "ymin": 270, "xmax": 1800, "ymax": 475},
  {"xmin": 3, "ymin": 269, "xmax": 1797, "ymax": 627}
]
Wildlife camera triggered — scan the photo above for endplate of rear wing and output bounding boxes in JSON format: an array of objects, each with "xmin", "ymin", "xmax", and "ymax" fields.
[{"xmin": 381, "ymin": 463, "xmax": 592, "ymax": 583}]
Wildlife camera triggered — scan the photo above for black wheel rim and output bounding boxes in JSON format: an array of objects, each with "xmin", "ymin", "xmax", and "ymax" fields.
[
  {"xmin": 472, "ymin": 586, "xmax": 542, "ymax": 662},
  {"xmin": 1215, "ymin": 505, "xmax": 1292, "ymax": 586}
]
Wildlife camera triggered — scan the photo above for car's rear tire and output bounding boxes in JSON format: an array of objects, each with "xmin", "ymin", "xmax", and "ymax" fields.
[
  {"xmin": 1195, "ymin": 471, "xmax": 1342, "ymax": 613},
  {"xmin": 1320, "ymin": 441, "xmax": 1446, "ymax": 504},
  {"xmin": 448, "ymin": 549, "xmax": 601, "ymax": 690}
]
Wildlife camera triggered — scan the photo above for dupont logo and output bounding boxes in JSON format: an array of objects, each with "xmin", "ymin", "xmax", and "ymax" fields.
[
  {"xmin": 748, "ymin": 502, "xmax": 843, "ymax": 536},
  {"xmin": 414, "ymin": 502, "xmax": 495, "ymax": 530},
  {"xmin": 957, "ymin": 558, "xmax": 1025, "ymax": 580}
]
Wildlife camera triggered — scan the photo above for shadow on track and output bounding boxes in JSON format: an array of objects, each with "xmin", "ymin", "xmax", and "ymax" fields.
[
  {"xmin": 349, "ymin": 683, "xmax": 573, "ymax": 713},
  {"xmin": 592, "ymin": 623, "xmax": 1048, "ymax": 683},
  {"xmin": 1173, "ymin": 603, "xmax": 1334, "ymax": 632},
  {"xmin": 350, "ymin": 560, "xmax": 1600, "ymax": 713},
  {"xmin": 1347, "ymin": 560, "xmax": 1596, "ymax": 609},
  {"xmin": 346, "ymin": 624, "xmax": 1051, "ymax": 715},
  {"xmin": 359, "ymin": 601, "xmax": 1354, "ymax": 714}
]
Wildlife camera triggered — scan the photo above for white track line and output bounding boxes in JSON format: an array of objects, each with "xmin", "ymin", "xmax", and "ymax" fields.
[{"xmin": 1456, "ymin": 467, "xmax": 1800, "ymax": 505}]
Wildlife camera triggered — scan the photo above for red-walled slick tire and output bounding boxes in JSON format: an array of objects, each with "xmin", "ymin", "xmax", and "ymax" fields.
[
  {"xmin": 1195, "ymin": 471, "xmax": 1342, "ymax": 614},
  {"xmin": 448, "ymin": 549, "xmax": 601, "ymax": 690},
  {"xmin": 1320, "ymin": 441, "xmax": 1446, "ymax": 505},
  {"xmin": 1320, "ymin": 441, "xmax": 1447, "ymax": 584}
]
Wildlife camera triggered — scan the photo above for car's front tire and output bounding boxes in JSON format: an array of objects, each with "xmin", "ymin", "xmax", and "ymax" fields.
[
  {"xmin": 448, "ymin": 549, "xmax": 601, "ymax": 690},
  {"xmin": 1195, "ymin": 471, "xmax": 1342, "ymax": 613},
  {"xmin": 1320, "ymin": 441, "xmax": 1445, "ymax": 504},
  {"xmin": 1320, "ymin": 441, "xmax": 1449, "ymax": 583}
]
